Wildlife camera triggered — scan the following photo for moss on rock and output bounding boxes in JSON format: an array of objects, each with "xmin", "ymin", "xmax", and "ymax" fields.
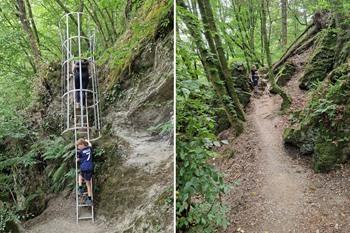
[
  {"xmin": 281, "ymin": 14, "xmax": 350, "ymax": 172},
  {"xmin": 313, "ymin": 140, "xmax": 347, "ymax": 172},
  {"xmin": 299, "ymin": 28, "xmax": 337, "ymax": 90},
  {"xmin": 276, "ymin": 61, "xmax": 296, "ymax": 86},
  {"xmin": 231, "ymin": 63, "xmax": 251, "ymax": 107},
  {"xmin": 283, "ymin": 126, "xmax": 316, "ymax": 154},
  {"xmin": 284, "ymin": 69, "xmax": 350, "ymax": 171}
]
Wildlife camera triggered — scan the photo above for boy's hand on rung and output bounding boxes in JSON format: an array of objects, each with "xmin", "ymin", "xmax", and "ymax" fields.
[{"xmin": 85, "ymin": 139, "xmax": 92, "ymax": 147}]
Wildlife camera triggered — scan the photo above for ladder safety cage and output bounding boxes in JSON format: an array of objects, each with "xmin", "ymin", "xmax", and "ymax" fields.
[{"xmin": 59, "ymin": 12, "xmax": 101, "ymax": 224}]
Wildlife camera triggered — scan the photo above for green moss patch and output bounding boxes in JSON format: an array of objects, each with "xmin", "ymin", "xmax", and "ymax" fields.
[
  {"xmin": 276, "ymin": 61, "xmax": 296, "ymax": 86},
  {"xmin": 101, "ymin": 0, "xmax": 173, "ymax": 90},
  {"xmin": 284, "ymin": 63, "xmax": 350, "ymax": 172},
  {"xmin": 299, "ymin": 28, "xmax": 337, "ymax": 90}
]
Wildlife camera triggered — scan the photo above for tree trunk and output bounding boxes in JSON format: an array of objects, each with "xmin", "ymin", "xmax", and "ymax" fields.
[
  {"xmin": 125, "ymin": 0, "xmax": 132, "ymax": 20},
  {"xmin": 261, "ymin": 0, "xmax": 291, "ymax": 110},
  {"xmin": 178, "ymin": 0, "xmax": 244, "ymax": 134},
  {"xmin": 248, "ymin": 0, "xmax": 256, "ymax": 52},
  {"xmin": 104, "ymin": 8, "xmax": 118, "ymax": 42},
  {"xmin": 281, "ymin": 0, "xmax": 288, "ymax": 47},
  {"xmin": 272, "ymin": 23, "xmax": 315, "ymax": 72},
  {"xmin": 25, "ymin": 0, "xmax": 40, "ymax": 45},
  {"xmin": 17, "ymin": 0, "xmax": 41, "ymax": 68},
  {"xmin": 198, "ymin": 0, "xmax": 246, "ymax": 121},
  {"xmin": 261, "ymin": 0, "xmax": 272, "ymax": 67}
]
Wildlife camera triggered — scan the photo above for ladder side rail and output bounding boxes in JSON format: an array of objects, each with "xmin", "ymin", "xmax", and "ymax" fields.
[
  {"xmin": 93, "ymin": 31, "xmax": 101, "ymax": 134},
  {"xmin": 66, "ymin": 15, "xmax": 70, "ymax": 131},
  {"xmin": 85, "ymin": 94, "xmax": 90, "ymax": 140},
  {"xmin": 89, "ymin": 34, "xmax": 97, "ymax": 131},
  {"xmin": 61, "ymin": 47, "xmax": 64, "ymax": 132},
  {"xmin": 75, "ymin": 128, "xmax": 79, "ymax": 224},
  {"xmin": 91, "ymin": 177, "xmax": 94, "ymax": 223},
  {"xmin": 60, "ymin": 26, "xmax": 65, "ymax": 132},
  {"xmin": 65, "ymin": 13, "xmax": 80, "ymax": 224},
  {"xmin": 77, "ymin": 12, "xmax": 84, "ymax": 126}
]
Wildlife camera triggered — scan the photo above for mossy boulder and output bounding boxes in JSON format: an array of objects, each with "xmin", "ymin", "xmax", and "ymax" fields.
[
  {"xmin": 279, "ymin": 13, "xmax": 350, "ymax": 173},
  {"xmin": 313, "ymin": 141, "xmax": 346, "ymax": 172},
  {"xmin": 283, "ymin": 126, "xmax": 316, "ymax": 154},
  {"xmin": 215, "ymin": 107, "xmax": 231, "ymax": 134},
  {"xmin": 284, "ymin": 71, "xmax": 350, "ymax": 171},
  {"xmin": 231, "ymin": 62, "xmax": 251, "ymax": 106},
  {"xmin": 276, "ymin": 61, "xmax": 296, "ymax": 86},
  {"xmin": 313, "ymin": 142, "xmax": 340, "ymax": 172},
  {"xmin": 299, "ymin": 28, "xmax": 337, "ymax": 90},
  {"xmin": 329, "ymin": 62, "xmax": 349, "ymax": 84}
]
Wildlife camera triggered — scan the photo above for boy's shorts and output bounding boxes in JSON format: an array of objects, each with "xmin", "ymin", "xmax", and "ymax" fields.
[{"xmin": 81, "ymin": 170, "xmax": 93, "ymax": 181}]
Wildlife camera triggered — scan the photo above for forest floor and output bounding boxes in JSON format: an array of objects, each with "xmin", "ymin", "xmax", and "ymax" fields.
[{"xmin": 217, "ymin": 54, "xmax": 350, "ymax": 233}]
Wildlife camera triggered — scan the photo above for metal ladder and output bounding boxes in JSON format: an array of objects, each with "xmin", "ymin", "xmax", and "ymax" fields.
[
  {"xmin": 74, "ymin": 99, "xmax": 94, "ymax": 223},
  {"xmin": 59, "ymin": 12, "xmax": 101, "ymax": 224}
]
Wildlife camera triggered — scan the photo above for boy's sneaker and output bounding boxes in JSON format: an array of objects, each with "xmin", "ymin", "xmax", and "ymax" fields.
[
  {"xmin": 84, "ymin": 197, "xmax": 93, "ymax": 205},
  {"xmin": 78, "ymin": 187, "xmax": 84, "ymax": 195}
]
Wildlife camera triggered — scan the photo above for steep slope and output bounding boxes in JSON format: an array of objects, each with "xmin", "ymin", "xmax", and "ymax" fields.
[
  {"xmin": 282, "ymin": 11, "xmax": 350, "ymax": 172},
  {"xmin": 16, "ymin": 2, "xmax": 174, "ymax": 233}
]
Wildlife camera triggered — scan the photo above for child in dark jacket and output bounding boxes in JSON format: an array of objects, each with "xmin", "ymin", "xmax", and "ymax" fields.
[
  {"xmin": 76, "ymin": 138, "xmax": 93, "ymax": 205},
  {"xmin": 251, "ymin": 65, "xmax": 259, "ymax": 87},
  {"xmin": 74, "ymin": 60, "xmax": 89, "ymax": 107}
]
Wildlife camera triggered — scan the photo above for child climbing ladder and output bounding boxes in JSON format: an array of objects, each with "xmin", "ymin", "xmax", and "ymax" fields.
[
  {"xmin": 60, "ymin": 12, "xmax": 101, "ymax": 223},
  {"xmin": 76, "ymin": 138, "xmax": 94, "ymax": 205}
]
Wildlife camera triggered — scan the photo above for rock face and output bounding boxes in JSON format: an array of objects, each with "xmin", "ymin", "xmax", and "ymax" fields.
[
  {"xmin": 276, "ymin": 61, "xmax": 296, "ymax": 86},
  {"xmin": 231, "ymin": 63, "xmax": 251, "ymax": 107},
  {"xmin": 283, "ymin": 13, "xmax": 350, "ymax": 172},
  {"xmin": 95, "ymin": 13, "xmax": 174, "ymax": 232},
  {"xmin": 215, "ymin": 63, "xmax": 252, "ymax": 133},
  {"xmin": 106, "ymin": 31, "xmax": 173, "ymax": 131},
  {"xmin": 299, "ymin": 27, "xmax": 337, "ymax": 90}
]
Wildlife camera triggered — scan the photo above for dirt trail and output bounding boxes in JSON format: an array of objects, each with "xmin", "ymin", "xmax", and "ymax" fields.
[
  {"xmin": 248, "ymin": 53, "xmax": 309, "ymax": 231},
  {"xmin": 220, "ymin": 55, "xmax": 350, "ymax": 232},
  {"xmin": 249, "ymin": 93, "xmax": 308, "ymax": 232}
]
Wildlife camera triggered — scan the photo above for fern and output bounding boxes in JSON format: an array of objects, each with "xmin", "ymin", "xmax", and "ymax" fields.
[{"xmin": 52, "ymin": 163, "xmax": 66, "ymax": 184}]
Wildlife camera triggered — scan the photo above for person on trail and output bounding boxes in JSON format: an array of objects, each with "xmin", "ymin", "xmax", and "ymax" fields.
[
  {"xmin": 76, "ymin": 138, "xmax": 93, "ymax": 205},
  {"xmin": 74, "ymin": 59, "xmax": 89, "ymax": 108},
  {"xmin": 250, "ymin": 65, "xmax": 259, "ymax": 93}
]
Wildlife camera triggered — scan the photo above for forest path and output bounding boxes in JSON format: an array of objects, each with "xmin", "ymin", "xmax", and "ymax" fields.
[
  {"xmin": 220, "ymin": 55, "xmax": 350, "ymax": 232},
  {"xmin": 249, "ymin": 91, "xmax": 307, "ymax": 232},
  {"xmin": 247, "ymin": 53, "xmax": 309, "ymax": 231}
]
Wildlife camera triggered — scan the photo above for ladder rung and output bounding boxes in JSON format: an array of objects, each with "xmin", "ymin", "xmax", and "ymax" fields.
[
  {"xmin": 78, "ymin": 204, "xmax": 93, "ymax": 207},
  {"xmin": 78, "ymin": 216, "xmax": 93, "ymax": 220}
]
